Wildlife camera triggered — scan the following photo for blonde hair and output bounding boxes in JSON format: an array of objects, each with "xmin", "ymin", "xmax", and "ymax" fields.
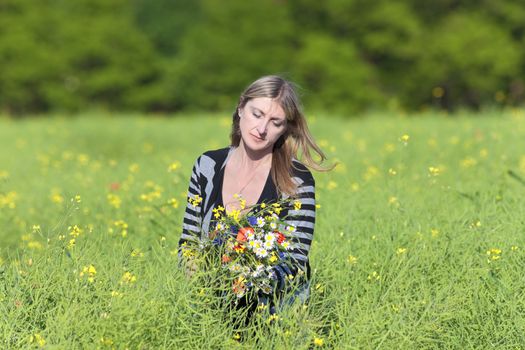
[{"xmin": 230, "ymin": 75, "xmax": 333, "ymax": 195}]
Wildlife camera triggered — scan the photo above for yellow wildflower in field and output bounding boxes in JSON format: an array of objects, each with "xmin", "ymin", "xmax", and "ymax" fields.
[
  {"xmin": 111, "ymin": 291, "xmax": 123, "ymax": 297},
  {"xmin": 460, "ymin": 157, "xmax": 477, "ymax": 168},
  {"xmin": 50, "ymin": 191, "xmax": 64, "ymax": 204},
  {"xmin": 431, "ymin": 229, "xmax": 439, "ymax": 238},
  {"xmin": 74, "ymin": 195, "xmax": 81, "ymax": 203},
  {"xmin": 0, "ymin": 191, "xmax": 17, "ymax": 209},
  {"xmin": 129, "ymin": 163, "xmax": 140, "ymax": 173},
  {"xmin": 167, "ymin": 161, "xmax": 181, "ymax": 172},
  {"xmin": 384, "ymin": 143, "xmax": 395, "ymax": 153},
  {"xmin": 399, "ymin": 134, "xmax": 410, "ymax": 145},
  {"xmin": 363, "ymin": 166, "xmax": 379, "ymax": 181},
  {"xmin": 27, "ymin": 241, "xmax": 43, "ymax": 250},
  {"xmin": 486, "ymin": 248, "xmax": 502, "ymax": 261},
  {"xmin": 29, "ymin": 333, "xmax": 46, "ymax": 348},
  {"xmin": 347, "ymin": 255, "xmax": 358, "ymax": 265},
  {"xmin": 428, "ymin": 166, "xmax": 440, "ymax": 176},
  {"xmin": 388, "ymin": 196, "xmax": 399, "ymax": 208},
  {"xmin": 313, "ymin": 337, "xmax": 324, "ymax": 347},
  {"xmin": 388, "ymin": 168, "xmax": 397, "ymax": 176},
  {"xmin": 367, "ymin": 271, "xmax": 381, "ymax": 281},
  {"xmin": 130, "ymin": 248, "xmax": 144, "ymax": 258},
  {"xmin": 396, "ymin": 247, "xmax": 407, "ymax": 255},
  {"xmin": 79, "ymin": 265, "xmax": 97, "ymax": 283},
  {"xmin": 67, "ymin": 238, "xmax": 75, "ymax": 249},
  {"xmin": 470, "ymin": 220, "xmax": 481, "ymax": 228},
  {"xmin": 77, "ymin": 153, "xmax": 89, "ymax": 166},
  {"xmin": 113, "ymin": 220, "xmax": 128, "ymax": 238},
  {"xmin": 100, "ymin": 337, "xmax": 114, "ymax": 346},
  {"xmin": 0, "ymin": 170, "xmax": 9, "ymax": 180},
  {"xmin": 511, "ymin": 246, "xmax": 519, "ymax": 251},
  {"xmin": 167, "ymin": 198, "xmax": 179, "ymax": 208},
  {"xmin": 107, "ymin": 193, "xmax": 121, "ymax": 209},
  {"xmin": 351, "ymin": 182, "xmax": 360, "ymax": 192},
  {"xmin": 326, "ymin": 181, "xmax": 338, "ymax": 190},
  {"xmin": 121, "ymin": 271, "xmax": 137, "ymax": 284},
  {"xmin": 69, "ymin": 225, "xmax": 83, "ymax": 238}
]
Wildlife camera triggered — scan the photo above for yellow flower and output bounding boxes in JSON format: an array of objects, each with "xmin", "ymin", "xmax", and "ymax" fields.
[
  {"xmin": 396, "ymin": 247, "xmax": 407, "ymax": 255},
  {"xmin": 400, "ymin": 134, "xmax": 410, "ymax": 144},
  {"xmin": 107, "ymin": 193, "xmax": 121, "ymax": 209},
  {"xmin": 486, "ymin": 248, "xmax": 502, "ymax": 261},
  {"xmin": 326, "ymin": 181, "xmax": 338, "ymax": 190},
  {"xmin": 189, "ymin": 194, "xmax": 203, "ymax": 208},
  {"xmin": 74, "ymin": 195, "xmax": 82, "ymax": 203},
  {"xmin": 131, "ymin": 248, "xmax": 144, "ymax": 258},
  {"xmin": 30, "ymin": 333, "xmax": 46, "ymax": 348},
  {"xmin": 428, "ymin": 166, "xmax": 440, "ymax": 176},
  {"xmin": 168, "ymin": 198, "xmax": 179, "ymax": 208},
  {"xmin": 69, "ymin": 225, "xmax": 83, "ymax": 238},
  {"xmin": 293, "ymin": 200, "xmax": 302, "ymax": 210},
  {"xmin": 121, "ymin": 271, "xmax": 137, "ymax": 284},
  {"xmin": 347, "ymin": 255, "xmax": 358, "ymax": 264},
  {"xmin": 313, "ymin": 337, "xmax": 324, "ymax": 347},
  {"xmin": 167, "ymin": 161, "xmax": 181, "ymax": 172},
  {"xmin": 79, "ymin": 264, "xmax": 97, "ymax": 283}
]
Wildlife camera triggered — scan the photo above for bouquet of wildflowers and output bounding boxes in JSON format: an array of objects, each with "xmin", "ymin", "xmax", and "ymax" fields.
[{"xmin": 183, "ymin": 197, "xmax": 301, "ymax": 299}]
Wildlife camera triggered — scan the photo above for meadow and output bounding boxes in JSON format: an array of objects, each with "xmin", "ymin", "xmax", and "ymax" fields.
[{"xmin": 1, "ymin": 110, "xmax": 525, "ymax": 349}]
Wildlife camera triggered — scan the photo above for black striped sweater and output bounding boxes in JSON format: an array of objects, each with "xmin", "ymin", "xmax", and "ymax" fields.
[{"xmin": 178, "ymin": 146, "xmax": 316, "ymax": 293}]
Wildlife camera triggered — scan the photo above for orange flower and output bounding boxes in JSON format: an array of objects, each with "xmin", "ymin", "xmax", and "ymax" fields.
[
  {"xmin": 222, "ymin": 254, "xmax": 231, "ymax": 263},
  {"xmin": 233, "ymin": 244, "xmax": 246, "ymax": 253},
  {"xmin": 237, "ymin": 227, "xmax": 253, "ymax": 242},
  {"xmin": 232, "ymin": 277, "xmax": 246, "ymax": 295},
  {"xmin": 275, "ymin": 231, "xmax": 286, "ymax": 244}
]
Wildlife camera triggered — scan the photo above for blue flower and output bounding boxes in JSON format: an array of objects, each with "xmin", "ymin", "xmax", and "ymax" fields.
[
  {"xmin": 248, "ymin": 216, "xmax": 257, "ymax": 226},
  {"xmin": 278, "ymin": 252, "xmax": 286, "ymax": 260},
  {"xmin": 212, "ymin": 237, "xmax": 224, "ymax": 246},
  {"xmin": 230, "ymin": 225, "xmax": 239, "ymax": 234}
]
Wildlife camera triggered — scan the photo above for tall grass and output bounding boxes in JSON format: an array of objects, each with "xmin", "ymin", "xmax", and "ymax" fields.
[{"xmin": 1, "ymin": 110, "xmax": 525, "ymax": 348}]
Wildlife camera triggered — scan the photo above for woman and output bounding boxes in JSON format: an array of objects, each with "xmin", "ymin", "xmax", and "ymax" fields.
[{"xmin": 178, "ymin": 75, "xmax": 330, "ymax": 315}]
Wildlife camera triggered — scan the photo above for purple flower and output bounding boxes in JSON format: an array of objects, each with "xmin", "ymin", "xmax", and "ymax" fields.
[
  {"xmin": 230, "ymin": 225, "xmax": 239, "ymax": 234},
  {"xmin": 248, "ymin": 216, "xmax": 257, "ymax": 226}
]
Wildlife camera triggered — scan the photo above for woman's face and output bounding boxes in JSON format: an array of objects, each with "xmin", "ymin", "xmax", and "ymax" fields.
[{"xmin": 238, "ymin": 97, "xmax": 287, "ymax": 153}]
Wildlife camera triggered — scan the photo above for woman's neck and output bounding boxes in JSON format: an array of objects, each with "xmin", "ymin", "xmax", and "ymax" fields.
[{"xmin": 233, "ymin": 141, "xmax": 272, "ymax": 170}]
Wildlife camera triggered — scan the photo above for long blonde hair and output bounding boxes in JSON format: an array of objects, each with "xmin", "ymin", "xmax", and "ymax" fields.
[{"xmin": 230, "ymin": 75, "xmax": 332, "ymax": 195}]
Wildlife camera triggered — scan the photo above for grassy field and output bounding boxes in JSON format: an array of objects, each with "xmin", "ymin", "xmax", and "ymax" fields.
[{"xmin": 1, "ymin": 110, "xmax": 525, "ymax": 349}]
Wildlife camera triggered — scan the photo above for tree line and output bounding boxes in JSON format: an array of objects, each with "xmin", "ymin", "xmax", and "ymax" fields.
[{"xmin": 0, "ymin": 0, "xmax": 523, "ymax": 115}]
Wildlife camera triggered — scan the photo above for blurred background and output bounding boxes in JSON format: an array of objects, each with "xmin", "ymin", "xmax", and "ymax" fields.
[{"xmin": 0, "ymin": 0, "xmax": 524, "ymax": 116}]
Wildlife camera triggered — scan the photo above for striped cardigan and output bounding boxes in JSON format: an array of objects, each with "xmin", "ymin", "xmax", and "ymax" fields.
[{"xmin": 178, "ymin": 146, "xmax": 316, "ymax": 295}]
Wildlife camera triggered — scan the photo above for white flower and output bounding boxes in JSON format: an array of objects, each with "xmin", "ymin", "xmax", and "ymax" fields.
[
  {"xmin": 256, "ymin": 217, "xmax": 266, "ymax": 227},
  {"xmin": 281, "ymin": 241, "xmax": 291, "ymax": 250},
  {"xmin": 269, "ymin": 222, "xmax": 277, "ymax": 230},
  {"xmin": 264, "ymin": 232, "xmax": 276, "ymax": 243},
  {"xmin": 286, "ymin": 225, "xmax": 296, "ymax": 233},
  {"xmin": 255, "ymin": 248, "xmax": 269, "ymax": 258},
  {"xmin": 263, "ymin": 240, "xmax": 274, "ymax": 250}
]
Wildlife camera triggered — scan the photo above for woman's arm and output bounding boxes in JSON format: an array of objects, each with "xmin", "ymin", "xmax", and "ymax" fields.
[
  {"xmin": 178, "ymin": 156, "xmax": 204, "ymax": 254},
  {"xmin": 273, "ymin": 172, "xmax": 316, "ymax": 293}
]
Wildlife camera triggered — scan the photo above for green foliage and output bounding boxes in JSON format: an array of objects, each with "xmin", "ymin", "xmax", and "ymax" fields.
[
  {"xmin": 0, "ymin": 0, "xmax": 525, "ymax": 114},
  {"xmin": 1, "ymin": 112, "xmax": 525, "ymax": 347},
  {"xmin": 405, "ymin": 13, "xmax": 521, "ymax": 110}
]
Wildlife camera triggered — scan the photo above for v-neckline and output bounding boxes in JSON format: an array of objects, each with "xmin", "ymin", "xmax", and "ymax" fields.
[{"xmin": 219, "ymin": 147, "xmax": 271, "ymax": 211}]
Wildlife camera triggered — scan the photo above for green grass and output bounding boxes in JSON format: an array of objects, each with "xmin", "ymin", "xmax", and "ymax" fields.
[{"xmin": 1, "ymin": 110, "xmax": 525, "ymax": 349}]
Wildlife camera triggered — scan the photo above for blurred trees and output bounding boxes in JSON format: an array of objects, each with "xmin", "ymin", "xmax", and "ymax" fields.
[{"xmin": 0, "ymin": 0, "xmax": 523, "ymax": 115}]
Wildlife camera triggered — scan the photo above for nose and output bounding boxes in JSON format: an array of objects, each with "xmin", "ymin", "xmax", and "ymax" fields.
[{"xmin": 256, "ymin": 119, "xmax": 268, "ymax": 136}]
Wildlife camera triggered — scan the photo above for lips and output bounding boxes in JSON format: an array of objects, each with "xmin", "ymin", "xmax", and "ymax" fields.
[{"xmin": 251, "ymin": 134, "xmax": 265, "ymax": 142}]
